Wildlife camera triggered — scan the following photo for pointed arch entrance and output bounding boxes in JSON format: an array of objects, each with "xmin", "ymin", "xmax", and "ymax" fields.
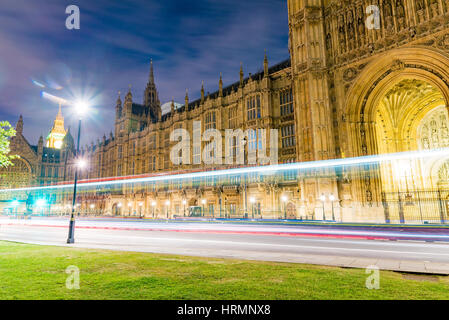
[{"xmin": 344, "ymin": 47, "xmax": 449, "ymax": 223}]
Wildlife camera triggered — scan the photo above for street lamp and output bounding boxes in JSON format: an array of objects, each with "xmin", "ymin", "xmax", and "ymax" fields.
[
  {"xmin": 201, "ymin": 199, "xmax": 206, "ymax": 217},
  {"xmin": 329, "ymin": 194, "xmax": 336, "ymax": 221},
  {"xmin": 249, "ymin": 197, "xmax": 255, "ymax": 219},
  {"xmin": 281, "ymin": 195, "xmax": 288, "ymax": 219},
  {"xmin": 138, "ymin": 202, "xmax": 143, "ymax": 218},
  {"xmin": 36, "ymin": 198, "xmax": 47, "ymax": 216},
  {"xmin": 165, "ymin": 200, "xmax": 170, "ymax": 219},
  {"xmin": 320, "ymin": 194, "xmax": 326, "ymax": 221},
  {"xmin": 151, "ymin": 201, "xmax": 156, "ymax": 218},
  {"xmin": 128, "ymin": 202, "xmax": 133, "ymax": 216},
  {"xmin": 67, "ymin": 100, "xmax": 89, "ymax": 244},
  {"xmin": 182, "ymin": 199, "xmax": 187, "ymax": 217}
]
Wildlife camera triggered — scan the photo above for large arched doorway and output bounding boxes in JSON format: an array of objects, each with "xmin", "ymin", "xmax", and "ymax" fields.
[{"xmin": 344, "ymin": 47, "xmax": 449, "ymax": 223}]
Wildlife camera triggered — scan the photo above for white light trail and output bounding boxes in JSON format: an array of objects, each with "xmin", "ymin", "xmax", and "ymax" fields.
[{"xmin": 1, "ymin": 148, "xmax": 449, "ymax": 193}]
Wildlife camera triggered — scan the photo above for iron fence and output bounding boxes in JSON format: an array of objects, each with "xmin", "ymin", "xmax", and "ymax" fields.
[{"xmin": 382, "ymin": 190, "xmax": 449, "ymax": 224}]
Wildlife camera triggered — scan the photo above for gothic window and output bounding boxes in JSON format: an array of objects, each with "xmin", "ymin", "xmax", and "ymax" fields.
[
  {"xmin": 205, "ymin": 111, "xmax": 216, "ymax": 130},
  {"xmin": 228, "ymin": 106, "xmax": 238, "ymax": 128},
  {"xmin": 280, "ymin": 89, "xmax": 294, "ymax": 116},
  {"xmin": 281, "ymin": 125, "xmax": 296, "ymax": 148},
  {"xmin": 247, "ymin": 95, "xmax": 261, "ymax": 121}
]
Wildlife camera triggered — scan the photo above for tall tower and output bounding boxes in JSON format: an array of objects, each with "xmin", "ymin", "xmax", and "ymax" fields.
[
  {"xmin": 46, "ymin": 104, "xmax": 67, "ymax": 149},
  {"xmin": 143, "ymin": 59, "xmax": 161, "ymax": 121},
  {"xmin": 287, "ymin": 0, "xmax": 337, "ymax": 214}
]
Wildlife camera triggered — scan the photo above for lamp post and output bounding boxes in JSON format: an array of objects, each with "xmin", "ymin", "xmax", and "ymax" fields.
[
  {"xmin": 151, "ymin": 201, "xmax": 156, "ymax": 219},
  {"xmin": 128, "ymin": 202, "xmax": 133, "ymax": 216},
  {"xmin": 201, "ymin": 199, "xmax": 206, "ymax": 217},
  {"xmin": 320, "ymin": 194, "xmax": 326, "ymax": 221},
  {"xmin": 165, "ymin": 200, "xmax": 170, "ymax": 219},
  {"xmin": 138, "ymin": 202, "xmax": 143, "ymax": 218},
  {"xmin": 281, "ymin": 195, "xmax": 288, "ymax": 219},
  {"xmin": 66, "ymin": 101, "xmax": 89, "ymax": 244},
  {"xmin": 249, "ymin": 197, "xmax": 255, "ymax": 219},
  {"xmin": 329, "ymin": 194, "xmax": 336, "ymax": 221},
  {"xmin": 182, "ymin": 200, "xmax": 187, "ymax": 217}
]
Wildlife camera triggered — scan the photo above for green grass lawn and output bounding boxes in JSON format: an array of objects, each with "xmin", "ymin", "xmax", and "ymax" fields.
[{"xmin": 1, "ymin": 240, "xmax": 449, "ymax": 300}]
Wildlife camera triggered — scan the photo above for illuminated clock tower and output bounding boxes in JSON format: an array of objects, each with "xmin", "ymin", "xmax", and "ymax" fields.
[{"xmin": 46, "ymin": 104, "xmax": 67, "ymax": 149}]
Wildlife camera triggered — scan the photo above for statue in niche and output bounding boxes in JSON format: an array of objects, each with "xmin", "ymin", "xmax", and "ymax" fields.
[
  {"xmin": 438, "ymin": 161, "xmax": 449, "ymax": 182},
  {"xmin": 440, "ymin": 114, "xmax": 449, "ymax": 146},
  {"xmin": 338, "ymin": 15, "xmax": 346, "ymax": 52},
  {"xmin": 429, "ymin": 0, "xmax": 439, "ymax": 17},
  {"xmin": 326, "ymin": 33, "xmax": 332, "ymax": 51},
  {"xmin": 396, "ymin": 0, "xmax": 406, "ymax": 30},
  {"xmin": 430, "ymin": 119, "xmax": 440, "ymax": 147},
  {"xmin": 416, "ymin": 0, "xmax": 425, "ymax": 11},
  {"xmin": 422, "ymin": 137, "xmax": 430, "ymax": 149},
  {"xmin": 383, "ymin": 0, "xmax": 394, "ymax": 31},
  {"xmin": 357, "ymin": 6, "xmax": 365, "ymax": 45}
]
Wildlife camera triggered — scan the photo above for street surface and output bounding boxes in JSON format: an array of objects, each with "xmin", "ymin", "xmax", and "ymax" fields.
[{"xmin": 2, "ymin": 216, "xmax": 449, "ymax": 274}]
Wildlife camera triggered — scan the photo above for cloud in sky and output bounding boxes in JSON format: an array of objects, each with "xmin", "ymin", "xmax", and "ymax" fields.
[{"xmin": 0, "ymin": 0, "xmax": 289, "ymax": 146}]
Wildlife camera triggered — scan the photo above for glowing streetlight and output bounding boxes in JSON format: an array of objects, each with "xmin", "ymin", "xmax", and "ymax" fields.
[
  {"xmin": 74, "ymin": 100, "xmax": 89, "ymax": 118},
  {"xmin": 201, "ymin": 199, "xmax": 206, "ymax": 217},
  {"xmin": 281, "ymin": 195, "xmax": 287, "ymax": 219},
  {"xmin": 67, "ymin": 99, "xmax": 91, "ymax": 244},
  {"xmin": 182, "ymin": 200, "xmax": 187, "ymax": 217},
  {"xmin": 320, "ymin": 194, "xmax": 326, "ymax": 221},
  {"xmin": 165, "ymin": 200, "xmax": 170, "ymax": 219},
  {"xmin": 76, "ymin": 158, "xmax": 87, "ymax": 169},
  {"xmin": 249, "ymin": 197, "xmax": 255, "ymax": 219},
  {"xmin": 151, "ymin": 201, "xmax": 156, "ymax": 218},
  {"xmin": 329, "ymin": 194, "xmax": 336, "ymax": 221}
]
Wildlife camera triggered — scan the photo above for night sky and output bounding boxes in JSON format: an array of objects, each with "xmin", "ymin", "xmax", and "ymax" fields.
[{"xmin": 0, "ymin": 0, "xmax": 289, "ymax": 146}]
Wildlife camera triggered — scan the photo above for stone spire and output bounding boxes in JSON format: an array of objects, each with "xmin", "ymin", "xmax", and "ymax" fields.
[
  {"xmin": 239, "ymin": 62, "xmax": 244, "ymax": 87},
  {"xmin": 264, "ymin": 50, "xmax": 269, "ymax": 76},
  {"xmin": 219, "ymin": 73, "xmax": 223, "ymax": 97},
  {"xmin": 16, "ymin": 115, "xmax": 23, "ymax": 135},
  {"xmin": 116, "ymin": 91, "xmax": 122, "ymax": 119},
  {"xmin": 144, "ymin": 59, "xmax": 161, "ymax": 121},
  {"xmin": 149, "ymin": 58, "xmax": 154, "ymax": 84},
  {"xmin": 185, "ymin": 89, "xmax": 189, "ymax": 107},
  {"xmin": 125, "ymin": 84, "xmax": 132, "ymax": 102},
  {"xmin": 171, "ymin": 97, "xmax": 175, "ymax": 114},
  {"xmin": 201, "ymin": 81, "xmax": 205, "ymax": 103}
]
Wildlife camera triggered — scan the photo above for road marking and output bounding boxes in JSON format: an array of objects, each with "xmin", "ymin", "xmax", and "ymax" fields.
[{"xmin": 3, "ymin": 225, "xmax": 449, "ymax": 258}]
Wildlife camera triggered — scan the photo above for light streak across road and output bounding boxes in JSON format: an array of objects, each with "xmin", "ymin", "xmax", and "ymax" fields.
[{"xmin": 1, "ymin": 147, "xmax": 449, "ymax": 193}]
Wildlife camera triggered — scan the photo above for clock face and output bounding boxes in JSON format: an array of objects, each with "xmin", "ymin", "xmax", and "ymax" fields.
[{"xmin": 54, "ymin": 140, "xmax": 63, "ymax": 149}]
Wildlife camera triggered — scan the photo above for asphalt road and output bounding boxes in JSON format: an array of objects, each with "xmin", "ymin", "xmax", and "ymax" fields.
[{"xmin": 2, "ymin": 217, "xmax": 449, "ymax": 274}]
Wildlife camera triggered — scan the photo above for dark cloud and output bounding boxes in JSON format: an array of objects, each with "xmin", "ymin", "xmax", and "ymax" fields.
[{"xmin": 0, "ymin": 0, "xmax": 288, "ymax": 145}]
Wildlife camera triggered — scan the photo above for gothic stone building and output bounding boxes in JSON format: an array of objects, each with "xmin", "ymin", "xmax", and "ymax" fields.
[
  {"xmin": 4, "ymin": 0, "xmax": 449, "ymax": 223},
  {"xmin": 0, "ymin": 109, "xmax": 75, "ymax": 211}
]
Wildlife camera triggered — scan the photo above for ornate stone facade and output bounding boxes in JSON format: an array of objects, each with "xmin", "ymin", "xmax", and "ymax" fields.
[{"xmin": 4, "ymin": 0, "xmax": 449, "ymax": 223}]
